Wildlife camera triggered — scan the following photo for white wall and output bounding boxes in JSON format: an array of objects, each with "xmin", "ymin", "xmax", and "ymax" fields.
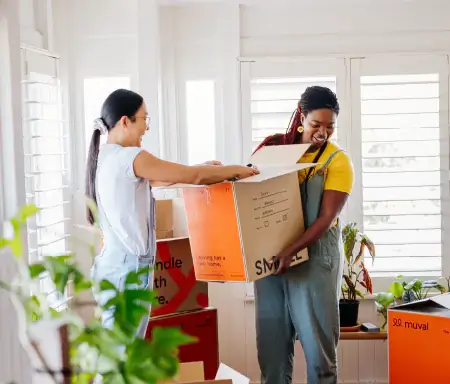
[{"xmin": 240, "ymin": 0, "xmax": 450, "ymax": 57}]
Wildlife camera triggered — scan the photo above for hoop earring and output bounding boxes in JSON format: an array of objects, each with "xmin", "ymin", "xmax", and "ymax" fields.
[{"xmin": 297, "ymin": 126, "xmax": 304, "ymax": 133}]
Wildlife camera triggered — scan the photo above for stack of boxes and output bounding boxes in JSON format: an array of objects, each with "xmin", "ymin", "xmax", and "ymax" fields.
[{"xmin": 146, "ymin": 198, "xmax": 219, "ymax": 380}]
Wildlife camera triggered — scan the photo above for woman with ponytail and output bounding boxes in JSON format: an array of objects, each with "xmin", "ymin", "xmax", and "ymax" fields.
[
  {"xmin": 253, "ymin": 86, "xmax": 353, "ymax": 384},
  {"xmin": 86, "ymin": 89, "xmax": 258, "ymax": 339}
]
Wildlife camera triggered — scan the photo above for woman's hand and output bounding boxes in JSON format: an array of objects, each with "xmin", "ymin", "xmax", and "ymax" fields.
[
  {"xmin": 202, "ymin": 160, "xmax": 223, "ymax": 166},
  {"xmin": 271, "ymin": 190, "xmax": 350, "ymax": 275},
  {"xmin": 229, "ymin": 165, "xmax": 259, "ymax": 180},
  {"xmin": 271, "ymin": 248, "xmax": 295, "ymax": 276}
]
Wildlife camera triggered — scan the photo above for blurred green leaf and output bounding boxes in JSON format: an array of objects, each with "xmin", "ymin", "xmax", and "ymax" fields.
[
  {"xmin": 29, "ymin": 263, "xmax": 46, "ymax": 279},
  {"xmin": 100, "ymin": 280, "xmax": 117, "ymax": 292},
  {"xmin": 388, "ymin": 281, "xmax": 404, "ymax": 299},
  {"xmin": 355, "ymin": 289, "xmax": 365, "ymax": 299},
  {"xmin": 375, "ymin": 292, "xmax": 395, "ymax": 308},
  {"xmin": 17, "ymin": 204, "xmax": 41, "ymax": 222},
  {"xmin": 9, "ymin": 238, "xmax": 23, "ymax": 258}
]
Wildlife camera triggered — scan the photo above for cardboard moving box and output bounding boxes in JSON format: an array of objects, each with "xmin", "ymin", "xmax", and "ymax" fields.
[
  {"xmin": 152, "ymin": 237, "xmax": 208, "ymax": 316},
  {"xmin": 160, "ymin": 144, "xmax": 314, "ymax": 282},
  {"xmin": 388, "ymin": 293, "xmax": 450, "ymax": 384},
  {"xmin": 156, "ymin": 199, "xmax": 174, "ymax": 239},
  {"xmin": 147, "ymin": 308, "xmax": 219, "ymax": 380},
  {"xmin": 165, "ymin": 361, "xmax": 249, "ymax": 384}
]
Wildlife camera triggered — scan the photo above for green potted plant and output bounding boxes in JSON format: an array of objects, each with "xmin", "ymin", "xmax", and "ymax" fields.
[
  {"xmin": 340, "ymin": 223, "xmax": 375, "ymax": 327},
  {"xmin": 0, "ymin": 203, "xmax": 194, "ymax": 383},
  {"xmin": 400, "ymin": 278, "xmax": 446, "ymax": 302},
  {"xmin": 375, "ymin": 277, "xmax": 448, "ymax": 331},
  {"xmin": 374, "ymin": 280, "xmax": 405, "ymax": 331}
]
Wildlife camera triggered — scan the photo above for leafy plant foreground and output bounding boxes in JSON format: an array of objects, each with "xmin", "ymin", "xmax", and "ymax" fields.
[{"xmin": 0, "ymin": 203, "xmax": 194, "ymax": 383}]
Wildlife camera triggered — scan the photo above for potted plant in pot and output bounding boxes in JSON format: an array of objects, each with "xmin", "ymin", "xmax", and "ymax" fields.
[
  {"xmin": 0, "ymin": 203, "xmax": 194, "ymax": 383},
  {"xmin": 340, "ymin": 223, "xmax": 375, "ymax": 327}
]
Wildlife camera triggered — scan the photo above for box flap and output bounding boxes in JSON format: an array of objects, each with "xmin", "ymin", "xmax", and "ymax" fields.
[
  {"xmin": 156, "ymin": 144, "xmax": 315, "ymax": 189},
  {"xmin": 235, "ymin": 163, "xmax": 317, "ymax": 183},
  {"xmin": 431, "ymin": 292, "xmax": 450, "ymax": 310},
  {"xmin": 248, "ymin": 144, "xmax": 311, "ymax": 165},
  {"xmin": 215, "ymin": 364, "xmax": 250, "ymax": 384},
  {"xmin": 390, "ymin": 293, "xmax": 450, "ymax": 316},
  {"xmin": 156, "ymin": 163, "xmax": 317, "ymax": 189},
  {"xmin": 156, "ymin": 236, "xmax": 189, "ymax": 243},
  {"xmin": 178, "ymin": 362, "xmax": 205, "ymax": 382}
]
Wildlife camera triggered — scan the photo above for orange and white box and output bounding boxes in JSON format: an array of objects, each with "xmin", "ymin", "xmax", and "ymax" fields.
[{"xmin": 160, "ymin": 144, "xmax": 315, "ymax": 282}]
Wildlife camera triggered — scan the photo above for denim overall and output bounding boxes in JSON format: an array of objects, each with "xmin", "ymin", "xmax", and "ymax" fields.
[
  {"xmin": 90, "ymin": 166, "xmax": 156, "ymax": 339},
  {"xmin": 254, "ymin": 150, "xmax": 344, "ymax": 384}
]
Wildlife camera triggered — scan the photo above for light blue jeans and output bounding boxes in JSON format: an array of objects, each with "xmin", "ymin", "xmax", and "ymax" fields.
[{"xmin": 91, "ymin": 247, "xmax": 154, "ymax": 338}]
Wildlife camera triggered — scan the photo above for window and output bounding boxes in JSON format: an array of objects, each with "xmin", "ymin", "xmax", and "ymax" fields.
[
  {"xmin": 83, "ymin": 77, "xmax": 131, "ymax": 157},
  {"xmin": 250, "ymin": 76, "xmax": 337, "ymax": 155},
  {"xmin": 240, "ymin": 59, "xmax": 347, "ymax": 162},
  {"xmin": 360, "ymin": 74, "xmax": 442, "ymax": 277},
  {"xmin": 21, "ymin": 48, "xmax": 71, "ymax": 309},
  {"xmin": 240, "ymin": 55, "xmax": 449, "ymax": 294},
  {"xmin": 185, "ymin": 80, "xmax": 216, "ymax": 165}
]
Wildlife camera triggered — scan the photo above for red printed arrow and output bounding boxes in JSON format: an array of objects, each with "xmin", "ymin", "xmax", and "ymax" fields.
[{"xmin": 151, "ymin": 242, "xmax": 205, "ymax": 316}]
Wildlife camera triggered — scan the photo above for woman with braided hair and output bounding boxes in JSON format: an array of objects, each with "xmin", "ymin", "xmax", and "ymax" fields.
[{"xmin": 253, "ymin": 86, "xmax": 354, "ymax": 384}]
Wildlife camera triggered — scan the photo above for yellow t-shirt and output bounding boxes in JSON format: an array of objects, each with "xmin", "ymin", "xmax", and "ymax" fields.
[{"xmin": 298, "ymin": 141, "xmax": 354, "ymax": 195}]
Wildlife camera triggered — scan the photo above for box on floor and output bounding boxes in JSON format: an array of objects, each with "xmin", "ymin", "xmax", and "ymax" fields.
[
  {"xmin": 147, "ymin": 308, "xmax": 219, "ymax": 380},
  {"xmin": 162, "ymin": 361, "xmax": 249, "ymax": 384},
  {"xmin": 152, "ymin": 198, "xmax": 208, "ymax": 317},
  {"xmin": 388, "ymin": 293, "xmax": 450, "ymax": 384},
  {"xmin": 156, "ymin": 199, "xmax": 174, "ymax": 239},
  {"xmin": 152, "ymin": 237, "xmax": 208, "ymax": 316},
  {"xmin": 159, "ymin": 144, "xmax": 314, "ymax": 283}
]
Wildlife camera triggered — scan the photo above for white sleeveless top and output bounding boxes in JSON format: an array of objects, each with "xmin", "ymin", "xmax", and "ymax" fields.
[{"xmin": 96, "ymin": 143, "xmax": 155, "ymax": 257}]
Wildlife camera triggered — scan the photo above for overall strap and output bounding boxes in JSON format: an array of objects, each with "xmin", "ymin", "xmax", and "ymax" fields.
[{"xmin": 319, "ymin": 149, "xmax": 344, "ymax": 171}]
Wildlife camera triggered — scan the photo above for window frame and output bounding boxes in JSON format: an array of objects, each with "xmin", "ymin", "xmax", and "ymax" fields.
[
  {"xmin": 349, "ymin": 54, "xmax": 450, "ymax": 292},
  {"xmin": 239, "ymin": 54, "xmax": 450, "ymax": 297},
  {"xmin": 0, "ymin": 4, "xmax": 33, "ymax": 381}
]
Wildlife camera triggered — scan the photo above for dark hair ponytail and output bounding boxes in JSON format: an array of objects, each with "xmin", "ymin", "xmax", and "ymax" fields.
[
  {"xmin": 86, "ymin": 128, "xmax": 102, "ymax": 224},
  {"xmin": 85, "ymin": 89, "xmax": 144, "ymax": 224}
]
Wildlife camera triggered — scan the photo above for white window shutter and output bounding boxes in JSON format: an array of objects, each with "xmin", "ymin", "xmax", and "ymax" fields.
[
  {"xmin": 250, "ymin": 76, "xmax": 338, "ymax": 154},
  {"xmin": 352, "ymin": 55, "xmax": 450, "ymax": 280},
  {"xmin": 21, "ymin": 48, "xmax": 71, "ymax": 309},
  {"xmin": 241, "ymin": 59, "xmax": 346, "ymax": 162}
]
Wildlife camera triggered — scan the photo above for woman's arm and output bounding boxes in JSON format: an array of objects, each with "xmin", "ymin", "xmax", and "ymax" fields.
[
  {"xmin": 134, "ymin": 151, "xmax": 257, "ymax": 185},
  {"xmin": 272, "ymin": 190, "xmax": 349, "ymax": 275},
  {"xmin": 149, "ymin": 161, "xmax": 223, "ymax": 187}
]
